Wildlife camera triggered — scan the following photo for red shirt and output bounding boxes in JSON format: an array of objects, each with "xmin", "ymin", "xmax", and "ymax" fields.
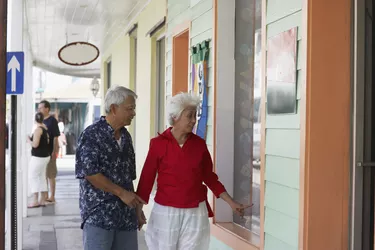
[{"xmin": 136, "ymin": 128, "xmax": 226, "ymax": 217}]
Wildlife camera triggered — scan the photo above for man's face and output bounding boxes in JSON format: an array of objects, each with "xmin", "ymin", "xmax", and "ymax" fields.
[
  {"xmin": 112, "ymin": 96, "xmax": 136, "ymax": 127},
  {"xmin": 38, "ymin": 103, "xmax": 49, "ymax": 117}
]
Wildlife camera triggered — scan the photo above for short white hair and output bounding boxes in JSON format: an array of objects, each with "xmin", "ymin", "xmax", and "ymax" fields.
[
  {"xmin": 167, "ymin": 92, "xmax": 201, "ymax": 125},
  {"xmin": 104, "ymin": 85, "xmax": 137, "ymax": 114}
]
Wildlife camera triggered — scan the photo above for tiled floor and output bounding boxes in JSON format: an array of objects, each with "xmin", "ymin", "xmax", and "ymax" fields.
[{"xmin": 22, "ymin": 168, "xmax": 147, "ymax": 250}]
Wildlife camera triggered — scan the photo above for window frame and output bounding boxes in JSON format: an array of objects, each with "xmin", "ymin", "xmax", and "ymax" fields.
[
  {"xmin": 106, "ymin": 59, "xmax": 112, "ymax": 90},
  {"xmin": 212, "ymin": 0, "xmax": 265, "ymax": 248},
  {"xmin": 129, "ymin": 28, "xmax": 138, "ymax": 146},
  {"xmin": 155, "ymin": 36, "xmax": 166, "ymax": 135}
]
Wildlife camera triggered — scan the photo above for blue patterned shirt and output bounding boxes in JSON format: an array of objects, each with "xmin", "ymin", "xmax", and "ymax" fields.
[{"xmin": 75, "ymin": 116, "xmax": 137, "ymax": 231}]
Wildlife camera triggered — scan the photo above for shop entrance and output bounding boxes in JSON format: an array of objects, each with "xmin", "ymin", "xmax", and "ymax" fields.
[{"xmin": 352, "ymin": 0, "xmax": 375, "ymax": 249}]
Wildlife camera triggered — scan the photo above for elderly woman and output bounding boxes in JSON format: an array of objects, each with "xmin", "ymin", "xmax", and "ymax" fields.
[{"xmin": 136, "ymin": 92, "xmax": 251, "ymax": 250}]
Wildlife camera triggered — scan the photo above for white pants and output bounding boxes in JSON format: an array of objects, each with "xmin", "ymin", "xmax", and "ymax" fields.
[
  {"xmin": 28, "ymin": 156, "xmax": 49, "ymax": 194},
  {"xmin": 145, "ymin": 201, "xmax": 210, "ymax": 250}
]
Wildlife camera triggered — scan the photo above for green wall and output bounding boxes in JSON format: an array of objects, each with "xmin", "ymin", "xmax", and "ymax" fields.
[
  {"xmin": 166, "ymin": 0, "xmax": 231, "ymax": 249},
  {"xmin": 166, "ymin": 0, "xmax": 304, "ymax": 249},
  {"xmin": 166, "ymin": 0, "xmax": 214, "ymax": 150},
  {"xmin": 264, "ymin": 0, "xmax": 303, "ymax": 249}
]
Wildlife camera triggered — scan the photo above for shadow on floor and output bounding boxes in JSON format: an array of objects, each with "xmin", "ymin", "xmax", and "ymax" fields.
[{"xmin": 22, "ymin": 170, "xmax": 147, "ymax": 250}]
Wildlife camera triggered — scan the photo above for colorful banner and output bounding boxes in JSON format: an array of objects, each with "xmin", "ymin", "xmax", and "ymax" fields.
[{"xmin": 190, "ymin": 41, "xmax": 209, "ymax": 140}]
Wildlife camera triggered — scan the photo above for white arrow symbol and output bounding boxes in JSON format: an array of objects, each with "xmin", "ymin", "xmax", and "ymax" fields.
[{"xmin": 7, "ymin": 56, "xmax": 20, "ymax": 92}]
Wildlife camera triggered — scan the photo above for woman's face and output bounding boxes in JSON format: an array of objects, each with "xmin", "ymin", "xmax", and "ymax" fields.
[{"xmin": 174, "ymin": 106, "xmax": 197, "ymax": 133}]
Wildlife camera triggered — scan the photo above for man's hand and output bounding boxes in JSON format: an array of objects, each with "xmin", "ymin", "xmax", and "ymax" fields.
[
  {"xmin": 136, "ymin": 207, "xmax": 147, "ymax": 231},
  {"xmin": 52, "ymin": 152, "xmax": 58, "ymax": 160},
  {"xmin": 118, "ymin": 190, "xmax": 146, "ymax": 208},
  {"xmin": 86, "ymin": 174, "xmax": 146, "ymax": 209}
]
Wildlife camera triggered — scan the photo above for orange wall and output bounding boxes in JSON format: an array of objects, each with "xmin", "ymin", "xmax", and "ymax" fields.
[
  {"xmin": 172, "ymin": 30, "xmax": 189, "ymax": 95},
  {"xmin": 300, "ymin": 0, "xmax": 351, "ymax": 249}
]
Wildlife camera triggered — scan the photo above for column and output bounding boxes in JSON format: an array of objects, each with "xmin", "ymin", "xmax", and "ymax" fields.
[{"xmin": 7, "ymin": 0, "xmax": 28, "ymax": 249}]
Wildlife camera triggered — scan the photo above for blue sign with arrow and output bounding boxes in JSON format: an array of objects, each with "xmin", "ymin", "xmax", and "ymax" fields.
[{"xmin": 6, "ymin": 52, "xmax": 24, "ymax": 95}]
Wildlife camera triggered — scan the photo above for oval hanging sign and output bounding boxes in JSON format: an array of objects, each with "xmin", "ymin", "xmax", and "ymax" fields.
[{"xmin": 58, "ymin": 42, "xmax": 100, "ymax": 66}]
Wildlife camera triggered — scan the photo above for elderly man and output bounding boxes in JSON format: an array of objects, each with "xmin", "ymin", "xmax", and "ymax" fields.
[{"xmin": 75, "ymin": 85, "xmax": 146, "ymax": 250}]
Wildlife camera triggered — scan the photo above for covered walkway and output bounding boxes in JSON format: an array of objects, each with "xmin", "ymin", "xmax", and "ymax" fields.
[
  {"xmin": 0, "ymin": 0, "xmax": 356, "ymax": 249},
  {"xmin": 21, "ymin": 157, "xmax": 147, "ymax": 250}
]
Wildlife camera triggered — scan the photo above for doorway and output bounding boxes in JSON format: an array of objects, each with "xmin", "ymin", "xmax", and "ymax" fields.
[
  {"xmin": 129, "ymin": 29, "xmax": 138, "ymax": 147},
  {"xmin": 156, "ymin": 37, "xmax": 166, "ymax": 134},
  {"xmin": 172, "ymin": 29, "xmax": 189, "ymax": 95},
  {"xmin": 352, "ymin": 0, "xmax": 375, "ymax": 249}
]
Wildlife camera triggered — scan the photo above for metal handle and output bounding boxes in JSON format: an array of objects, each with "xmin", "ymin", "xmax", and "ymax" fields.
[{"xmin": 357, "ymin": 162, "xmax": 375, "ymax": 167}]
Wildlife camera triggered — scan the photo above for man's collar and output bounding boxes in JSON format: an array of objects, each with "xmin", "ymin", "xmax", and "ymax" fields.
[{"xmin": 99, "ymin": 116, "xmax": 126, "ymax": 135}]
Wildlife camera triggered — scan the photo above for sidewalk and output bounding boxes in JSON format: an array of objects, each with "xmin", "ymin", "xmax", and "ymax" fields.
[{"xmin": 22, "ymin": 166, "xmax": 147, "ymax": 250}]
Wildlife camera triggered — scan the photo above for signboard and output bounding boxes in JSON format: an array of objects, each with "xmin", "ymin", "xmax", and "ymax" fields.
[
  {"xmin": 6, "ymin": 52, "xmax": 24, "ymax": 95},
  {"xmin": 191, "ymin": 41, "xmax": 209, "ymax": 140},
  {"xmin": 266, "ymin": 27, "xmax": 297, "ymax": 114}
]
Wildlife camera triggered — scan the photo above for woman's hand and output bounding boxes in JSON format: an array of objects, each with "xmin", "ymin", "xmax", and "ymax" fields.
[
  {"xmin": 229, "ymin": 201, "xmax": 253, "ymax": 217},
  {"xmin": 219, "ymin": 192, "xmax": 253, "ymax": 217},
  {"xmin": 136, "ymin": 206, "xmax": 147, "ymax": 231}
]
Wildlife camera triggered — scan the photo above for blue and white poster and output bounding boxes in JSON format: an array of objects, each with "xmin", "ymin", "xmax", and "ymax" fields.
[{"xmin": 191, "ymin": 42, "xmax": 209, "ymax": 139}]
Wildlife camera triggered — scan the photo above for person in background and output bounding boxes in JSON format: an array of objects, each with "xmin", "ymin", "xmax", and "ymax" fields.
[
  {"xmin": 136, "ymin": 92, "xmax": 252, "ymax": 250},
  {"xmin": 57, "ymin": 121, "xmax": 67, "ymax": 157},
  {"xmin": 75, "ymin": 85, "xmax": 145, "ymax": 250},
  {"xmin": 27, "ymin": 112, "xmax": 50, "ymax": 208},
  {"xmin": 38, "ymin": 100, "xmax": 60, "ymax": 203}
]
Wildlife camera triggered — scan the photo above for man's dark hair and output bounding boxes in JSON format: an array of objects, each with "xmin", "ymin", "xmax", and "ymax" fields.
[
  {"xmin": 40, "ymin": 100, "xmax": 51, "ymax": 110},
  {"xmin": 35, "ymin": 112, "xmax": 44, "ymax": 123}
]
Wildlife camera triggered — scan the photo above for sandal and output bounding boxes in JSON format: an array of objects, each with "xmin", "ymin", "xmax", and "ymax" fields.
[
  {"xmin": 27, "ymin": 204, "xmax": 40, "ymax": 208},
  {"xmin": 45, "ymin": 199, "xmax": 55, "ymax": 205}
]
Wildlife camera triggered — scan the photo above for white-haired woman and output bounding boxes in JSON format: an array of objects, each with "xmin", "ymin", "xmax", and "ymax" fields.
[{"xmin": 136, "ymin": 92, "xmax": 252, "ymax": 250}]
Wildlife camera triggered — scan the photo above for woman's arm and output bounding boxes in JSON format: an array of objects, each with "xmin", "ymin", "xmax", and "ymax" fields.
[
  {"xmin": 201, "ymin": 146, "xmax": 227, "ymax": 197},
  {"xmin": 202, "ymin": 146, "xmax": 252, "ymax": 216},
  {"xmin": 30, "ymin": 128, "xmax": 42, "ymax": 148},
  {"xmin": 136, "ymin": 140, "xmax": 159, "ymax": 230},
  {"xmin": 136, "ymin": 139, "xmax": 159, "ymax": 204}
]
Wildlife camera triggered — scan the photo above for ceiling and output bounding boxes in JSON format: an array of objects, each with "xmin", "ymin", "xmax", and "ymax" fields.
[{"xmin": 25, "ymin": 0, "xmax": 148, "ymax": 78}]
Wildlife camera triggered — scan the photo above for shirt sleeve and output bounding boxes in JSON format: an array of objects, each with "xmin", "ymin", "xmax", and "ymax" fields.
[
  {"xmin": 125, "ymin": 130, "xmax": 137, "ymax": 181},
  {"xmin": 202, "ymin": 145, "xmax": 226, "ymax": 198},
  {"xmin": 136, "ymin": 139, "xmax": 158, "ymax": 204},
  {"xmin": 75, "ymin": 130, "xmax": 101, "ymax": 179}
]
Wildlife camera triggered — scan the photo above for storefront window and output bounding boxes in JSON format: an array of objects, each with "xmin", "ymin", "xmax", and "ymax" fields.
[{"xmin": 233, "ymin": 0, "xmax": 262, "ymax": 234}]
